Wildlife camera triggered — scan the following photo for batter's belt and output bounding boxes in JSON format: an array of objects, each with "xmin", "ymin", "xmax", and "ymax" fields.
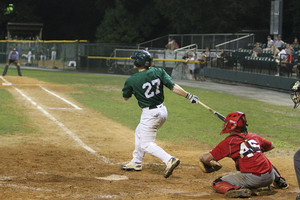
[{"xmin": 143, "ymin": 102, "xmax": 165, "ymax": 110}]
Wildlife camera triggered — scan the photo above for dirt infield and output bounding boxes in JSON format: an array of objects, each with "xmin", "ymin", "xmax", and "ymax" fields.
[{"xmin": 0, "ymin": 76, "xmax": 298, "ymax": 200}]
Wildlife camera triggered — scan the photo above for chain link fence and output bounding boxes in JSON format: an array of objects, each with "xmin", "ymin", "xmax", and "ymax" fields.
[
  {"xmin": 0, "ymin": 33, "xmax": 255, "ymax": 76},
  {"xmin": 0, "ymin": 40, "xmax": 86, "ymax": 70}
]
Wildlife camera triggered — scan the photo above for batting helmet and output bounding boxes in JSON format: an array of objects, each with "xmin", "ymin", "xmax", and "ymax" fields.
[
  {"xmin": 130, "ymin": 50, "xmax": 153, "ymax": 68},
  {"xmin": 221, "ymin": 112, "xmax": 248, "ymax": 134},
  {"xmin": 290, "ymin": 81, "xmax": 300, "ymax": 108}
]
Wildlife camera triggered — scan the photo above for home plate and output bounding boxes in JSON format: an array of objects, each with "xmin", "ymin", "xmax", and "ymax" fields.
[{"xmin": 95, "ymin": 174, "xmax": 128, "ymax": 181}]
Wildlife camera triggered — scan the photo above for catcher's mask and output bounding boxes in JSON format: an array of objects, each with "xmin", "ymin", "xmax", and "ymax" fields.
[
  {"xmin": 290, "ymin": 81, "xmax": 300, "ymax": 109},
  {"xmin": 130, "ymin": 50, "xmax": 153, "ymax": 68},
  {"xmin": 221, "ymin": 112, "xmax": 248, "ymax": 134}
]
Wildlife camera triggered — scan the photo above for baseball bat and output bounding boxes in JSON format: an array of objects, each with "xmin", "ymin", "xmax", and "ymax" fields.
[{"xmin": 197, "ymin": 100, "xmax": 226, "ymax": 122}]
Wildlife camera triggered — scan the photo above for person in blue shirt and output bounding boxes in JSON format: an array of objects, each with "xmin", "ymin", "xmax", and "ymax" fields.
[{"xmin": 2, "ymin": 48, "xmax": 22, "ymax": 76}]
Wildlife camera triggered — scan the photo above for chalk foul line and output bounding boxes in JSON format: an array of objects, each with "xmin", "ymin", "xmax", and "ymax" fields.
[
  {"xmin": 0, "ymin": 76, "xmax": 12, "ymax": 86},
  {"xmin": 37, "ymin": 84, "xmax": 82, "ymax": 110},
  {"xmin": 13, "ymin": 87, "xmax": 110, "ymax": 164}
]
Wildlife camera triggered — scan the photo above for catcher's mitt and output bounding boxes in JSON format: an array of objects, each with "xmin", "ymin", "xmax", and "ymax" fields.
[{"xmin": 199, "ymin": 159, "xmax": 222, "ymax": 173}]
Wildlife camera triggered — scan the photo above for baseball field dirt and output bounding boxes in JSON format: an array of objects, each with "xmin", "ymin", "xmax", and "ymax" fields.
[{"xmin": 0, "ymin": 76, "xmax": 298, "ymax": 200}]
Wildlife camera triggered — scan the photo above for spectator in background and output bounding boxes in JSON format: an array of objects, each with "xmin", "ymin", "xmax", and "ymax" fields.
[
  {"xmin": 39, "ymin": 48, "xmax": 46, "ymax": 61},
  {"xmin": 220, "ymin": 49, "xmax": 228, "ymax": 58},
  {"xmin": 271, "ymin": 44, "xmax": 280, "ymax": 59},
  {"xmin": 185, "ymin": 52, "xmax": 196, "ymax": 80},
  {"xmin": 277, "ymin": 48, "xmax": 287, "ymax": 61},
  {"xmin": 193, "ymin": 49, "xmax": 199, "ymax": 81},
  {"xmin": 252, "ymin": 42, "xmax": 262, "ymax": 57},
  {"xmin": 205, "ymin": 47, "xmax": 211, "ymax": 59},
  {"xmin": 196, "ymin": 51, "xmax": 206, "ymax": 81},
  {"xmin": 264, "ymin": 35, "xmax": 274, "ymax": 50},
  {"xmin": 205, "ymin": 47, "xmax": 211, "ymax": 62},
  {"xmin": 165, "ymin": 37, "xmax": 179, "ymax": 50},
  {"xmin": 51, "ymin": 45, "xmax": 56, "ymax": 60},
  {"xmin": 274, "ymin": 35, "xmax": 285, "ymax": 49},
  {"xmin": 28, "ymin": 49, "xmax": 34, "ymax": 64},
  {"xmin": 173, "ymin": 39, "xmax": 179, "ymax": 49},
  {"xmin": 285, "ymin": 43, "xmax": 294, "ymax": 56},
  {"xmin": 275, "ymin": 49, "xmax": 294, "ymax": 76},
  {"xmin": 217, "ymin": 49, "xmax": 228, "ymax": 68},
  {"xmin": 21, "ymin": 49, "xmax": 32, "ymax": 65},
  {"xmin": 181, "ymin": 52, "xmax": 189, "ymax": 79},
  {"xmin": 292, "ymin": 37, "xmax": 299, "ymax": 46},
  {"xmin": 192, "ymin": 48, "xmax": 198, "ymax": 77}
]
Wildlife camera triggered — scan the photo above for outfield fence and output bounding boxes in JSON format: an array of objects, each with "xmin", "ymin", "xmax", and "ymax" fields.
[
  {"xmin": 0, "ymin": 33, "xmax": 255, "ymax": 75},
  {"xmin": 4, "ymin": 33, "xmax": 297, "ymax": 81},
  {"xmin": 0, "ymin": 40, "xmax": 87, "ymax": 70},
  {"xmin": 0, "ymin": 40, "xmax": 138, "ymax": 72}
]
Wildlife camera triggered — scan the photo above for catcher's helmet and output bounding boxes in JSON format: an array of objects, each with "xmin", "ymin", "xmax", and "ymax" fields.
[
  {"xmin": 290, "ymin": 81, "xmax": 300, "ymax": 108},
  {"xmin": 130, "ymin": 50, "xmax": 153, "ymax": 68},
  {"xmin": 221, "ymin": 112, "xmax": 248, "ymax": 134}
]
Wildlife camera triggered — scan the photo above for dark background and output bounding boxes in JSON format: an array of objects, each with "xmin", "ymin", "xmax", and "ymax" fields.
[{"xmin": 0, "ymin": 0, "xmax": 299, "ymax": 44}]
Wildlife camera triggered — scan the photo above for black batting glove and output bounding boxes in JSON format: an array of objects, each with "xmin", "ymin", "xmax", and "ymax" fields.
[{"xmin": 186, "ymin": 93, "xmax": 199, "ymax": 104}]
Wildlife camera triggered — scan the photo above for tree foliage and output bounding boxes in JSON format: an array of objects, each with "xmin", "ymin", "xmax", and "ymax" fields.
[
  {"xmin": 0, "ymin": 0, "xmax": 299, "ymax": 43},
  {"xmin": 95, "ymin": 0, "xmax": 162, "ymax": 43},
  {"xmin": 95, "ymin": 0, "xmax": 272, "ymax": 42}
]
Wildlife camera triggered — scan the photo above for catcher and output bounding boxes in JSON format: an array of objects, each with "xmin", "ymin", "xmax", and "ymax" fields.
[
  {"xmin": 291, "ymin": 81, "xmax": 300, "ymax": 200},
  {"xmin": 199, "ymin": 112, "xmax": 288, "ymax": 198}
]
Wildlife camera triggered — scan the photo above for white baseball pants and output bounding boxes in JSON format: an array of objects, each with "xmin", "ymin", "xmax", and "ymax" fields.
[{"xmin": 131, "ymin": 103, "xmax": 172, "ymax": 165}]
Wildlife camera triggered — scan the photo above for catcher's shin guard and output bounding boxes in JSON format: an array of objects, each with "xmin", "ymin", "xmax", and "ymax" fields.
[
  {"xmin": 272, "ymin": 165, "xmax": 289, "ymax": 189},
  {"xmin": 212, "ymin": 177, "xmax": 241, "ymax": 194}
]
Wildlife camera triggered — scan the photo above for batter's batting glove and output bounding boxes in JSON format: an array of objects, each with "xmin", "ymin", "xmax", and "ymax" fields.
[{"xmin": 186, "ymin": 93, "xmax": 199, "ymax": 104}]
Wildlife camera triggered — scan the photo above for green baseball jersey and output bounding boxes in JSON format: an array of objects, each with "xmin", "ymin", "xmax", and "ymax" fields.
[{"xmin": 122, "ymin": 67, "xmax": 175, "ymax": 108}]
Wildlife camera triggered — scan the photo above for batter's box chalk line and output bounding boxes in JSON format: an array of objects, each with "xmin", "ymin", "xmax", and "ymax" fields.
[
  {"xmin": 0, "ymin": 76, "xmax": 12, "ymax": 85},
  {"xmin": 13, "ymin": 86, "xmax": 110, "ymax": 164},
  {"xmin": 95, "ymin": 174, "xmax": 128, "ymax": 181}
]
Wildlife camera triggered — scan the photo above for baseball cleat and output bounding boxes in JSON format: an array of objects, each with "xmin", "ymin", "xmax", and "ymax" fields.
[
  {"xmin": 296, "ymin": 193, "xmax": 300, "ymax": 200},
  {"xmin": 273, "ymin": 176, "xmax": 289, "ymax": 189},
  {"xmin": 163, "ymin": 157, "xmax": 180, "ymax": 178},
  {"xmin": 121, "ymin": 162, "xmax": 142, "ymax": 171},
  {"xmin": 225, "ymin": 188, "xmax": 252, "ymax": 198}
]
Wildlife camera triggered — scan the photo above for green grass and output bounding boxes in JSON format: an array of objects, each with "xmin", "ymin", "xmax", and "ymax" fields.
[
  {"xmin": 1, "ymin": 67, "xmax": 299, "ymax": 148},
  {"xmin": 0, "ymin": 88, "xmax": 39, "ymax": 135}
]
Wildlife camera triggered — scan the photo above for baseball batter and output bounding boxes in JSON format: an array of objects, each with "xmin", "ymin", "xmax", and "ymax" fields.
[
  {"xmin": 199, "ymin": 112, "xmax": 288, "ymax": 198},
  {"xmin": 291, "ymin": 81, "xmax": 300, "ymax": 200},
  {"xmin": 2, "ymin": 48, "xmax": 22, "ymax": 76},
  {"xmin": 121, "ymin": 50, "xmax": 199, "ymax": 178}
]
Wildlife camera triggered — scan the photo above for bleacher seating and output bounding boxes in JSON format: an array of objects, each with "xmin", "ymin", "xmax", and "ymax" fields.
[
  {"xmin": 293, "ymin": 44, "xmax": 300, "ymax": 51},
  {"xmin": 232, "ymin": 49, "xmax": 252, "ymax": 63},
  {"xmin": 242, "ymin": 56, "xmax": 277, "ymax": 75},
  {"xmin": 259, "ymin": 49, "xmax": 273, "ymax": 57},
  {"xmin": 214, "ymin": 45, "xmax": 300, "ymax": 78}
]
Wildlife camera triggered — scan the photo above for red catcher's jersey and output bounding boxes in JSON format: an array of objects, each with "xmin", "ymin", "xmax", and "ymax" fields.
[{"xmin": 210, "ymin": 132, "xmax": 273, "ymax": 174}]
